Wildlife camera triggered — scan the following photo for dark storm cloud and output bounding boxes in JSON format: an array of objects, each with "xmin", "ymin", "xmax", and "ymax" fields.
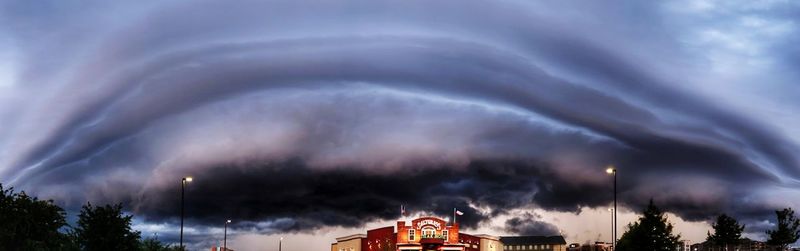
[
  {"xmin": 1, "ymin": 0, "xmax": 799, "ymax": 245},
  {"xmin": 8, "ymin": 36, "xmax": 784, "ymax": 185},
  {"xmin": 134, "ymin": 159, "xmax": 571, "ymax": 232},
  {"xmin": 504, "ymin": 212, "xmax": 560, "ymax": 236}
]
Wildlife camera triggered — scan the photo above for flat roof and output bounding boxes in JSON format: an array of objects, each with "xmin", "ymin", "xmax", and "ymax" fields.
[
  {"xmin": 474, "ymin": 234, "xmax": 500, "ymax": 241},
  {"xmin": 500, "ymin": 236, "xmax": 567, "ymax": 245},
  {"xmin": 336, "ymin": 234, "xmax": 367, "ymax": 242}
]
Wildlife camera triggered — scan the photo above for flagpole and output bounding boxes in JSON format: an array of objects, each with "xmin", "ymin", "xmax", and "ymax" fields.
[{"xmin": 453, "ymin": 208, "xmax": 456, "ymax": 225}]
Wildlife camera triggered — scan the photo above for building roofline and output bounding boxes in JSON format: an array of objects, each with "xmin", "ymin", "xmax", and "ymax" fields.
[
  {"xmin": 474, "ymin": 234, "xmax": 500, "ymax": 241},
  {"xmin": 500, "ymin": 235, "xmax": 567, "ymax": 245},
  {"xmin": 336, "ymin": 234, "xmax": 367, "ymax": 242}
]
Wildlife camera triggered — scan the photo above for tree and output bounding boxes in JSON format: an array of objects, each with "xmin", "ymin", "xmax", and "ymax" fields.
[
  {"xmin": 615, "ymin": 199, "xmax": 681, "ymax": 251},
  {"xmin": 0, "ymin": 183, "xmax": 73, "ymax": 250},
  {"xmin": 73, "ymin": 202, "xmax": 141, "ymax": 251},
  {"xmin": 140, "ymin": 236, "xmax": 182, "ymax": 251},
  {"xmin": 766, "ymin": 208, "xmax": 800, "ymax": 250},
  {"xmin": 706, "ymin": 214, "xmax": 745, "ymax": 250}
]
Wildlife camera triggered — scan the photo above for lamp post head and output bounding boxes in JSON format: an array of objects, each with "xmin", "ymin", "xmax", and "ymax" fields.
[
  {"xmin": 227, "ymin": 219, "xmax": 232, "ymax": 223},
  {"xmin": 605, "ymin": 166, "xmax": 616, "ymax": 174},
  {"xmin": 183, "ymin": 177, "xmax": 193, "ymax": 182}
]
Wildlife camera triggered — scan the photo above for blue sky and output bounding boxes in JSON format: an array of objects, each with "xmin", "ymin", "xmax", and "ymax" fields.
[{"xmin": 1, "ymin": 0, "xmax": 799, "ymax": 250}]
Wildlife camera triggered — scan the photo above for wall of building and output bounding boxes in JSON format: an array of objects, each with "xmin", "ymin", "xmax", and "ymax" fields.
[
  {"xmin": 397, "ymin": 217, "xmax": 459, "ymax": 245},
  {"xmin": 397, "ymin": 221, "xmax": 411, "ymax": 244},
  {"xmin": 500, "ymin": 236, "xmax": 567, "ymax": 251},
  {"xmin": 334, "ymin": 217, "xmax": 574, "ymax": 251},
  {"xmin": 333, "ymin": 237, "xmax": 363, "ymax": 251},
  {"xmin": 459, "ymin": 233, "xmax": 480, "ymax": 251},
  {"xmin": 479, "ymin": 237, "xmax": 503, "ymax": 251},
  {"xmin": 366, "ymin": 226, "xmax": 396, "ymax": 251}
]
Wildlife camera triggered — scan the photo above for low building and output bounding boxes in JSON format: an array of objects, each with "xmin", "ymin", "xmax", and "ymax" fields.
[
  {"xmin": 332, "ymin": 234, "xmax": 367, "ymax": 251},
  {"xmin": 396, "ymin": 217, "xmax": 462, "ymax": 251},
  {"xmin": 476, "ymin": 234, "xmax": 503, "ymax": 251},
  {"xmin": 566, "ymin": 243, "xmax": 580, "ymax": 251},
  {"xmin": 676, "ymin": 240, "xmax": 690, "ymax": 251},
  {"xmin": 331, "ymin": 216, "xmax": 565, "ymax": 251},
  {"xmin": 460, "ymin": 233, "xmax": 503, "ymax": 251},
  {"xmin": 740, "ymin": 238, "xmax": 769, "ymax": 251},
  {"xmin": 689, "ymin": 238, "xmax": 772, "ymax": 251},
  {"xmin": 562, "ymin": 242, "xmax": 609, "ymax": 251},
  {"xmin": 499, "ymin": 236, "xmax": 567, "ymax": 251},
  {"xmin": 460, "ymin": 233, "xmax": 481, "ymax": 251}
]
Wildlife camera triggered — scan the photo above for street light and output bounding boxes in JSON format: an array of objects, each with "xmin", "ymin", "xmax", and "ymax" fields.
[
  {"xmin": 180, "ymin": 177, "xmax": 193, "ymax": 250},
  {"xmin": 608, "ymin": 208, "xmax": 614, "ymax": 246},
  {"xmin": 279, "ymin": 237, "xmax": 283, "ymax": 251},
  {"xmin": 224, "ymin": 220, "xmax": 231, "ymax": 251},
  {"xmin": 606, "ymin": 166, "xmax": 617, "ymax": 251}
]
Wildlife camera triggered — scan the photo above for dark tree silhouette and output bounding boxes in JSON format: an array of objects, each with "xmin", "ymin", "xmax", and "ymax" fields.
[
  {"xmin": 706, "ymin": 213, "xmax": 745, "ymax": 250},
  {"xmin": 615, "ymin": 199, "xmax": 681, "ymax": 251},
  {"xmin": 0, "ymin": 183, "xmax": 73, "ymax": 250},
  {"xmin": 706, "ymin": 214, "xmax": 744, "ymax": 249},
  {"xmin": 766, "ymin": 208, "xmax": 800, "ymax": 250},
  {"xmin": 140, "ymin": 236, "xmax": 182, "ymax": 251},
  {"xmin": 73, "ymin": 202, "xmax": 141, "ymax": 251}
]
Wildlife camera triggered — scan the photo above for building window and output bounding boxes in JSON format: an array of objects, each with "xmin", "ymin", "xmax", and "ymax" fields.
[
  {"xmin": 442, "ymin": 230, "xmax": 448, "ymax": 239},
  {"xmin": 409, "ymin": 229, "xmax": 415, "ymax": 241},
  {"xmin": 422, "ymin": 227, "xmax": 434, "ymax": 237}
]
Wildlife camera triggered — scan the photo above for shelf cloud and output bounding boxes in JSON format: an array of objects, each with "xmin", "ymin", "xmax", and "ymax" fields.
[{"xmin": 1, "ymin": 0, "xmax": 799, "ymax": 246}]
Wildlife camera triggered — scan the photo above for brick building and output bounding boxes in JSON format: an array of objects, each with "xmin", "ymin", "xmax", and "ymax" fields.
[
  {"xmin": 332, "ymin": 216, "xmax": 561, "ymax": 251},
  {"xmin": 460, "ymin": 233, "xmax": 503, "ymax": 251},
  {"xmin": 331, "ymin": 217, "xmax": 467, "ymax": 251}
]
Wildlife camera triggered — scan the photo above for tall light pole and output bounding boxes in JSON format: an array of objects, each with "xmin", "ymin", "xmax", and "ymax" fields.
[
  {"xmin": 606, "ymin": 166, "xmax": 617, "ymax": 250},
  {"xmin": 279, "ymin": 237, "xmax": 283, "ymax": 251},
  {"xmin": 224, "ymin": 219, "xmax": 231, "ymax": 250},
  {"xmin": 180, "ymin": 177, "xmax": 193, "ymax": 250},
  {"xmin": 608, "ymin": 208, "xmax": 614, "ymax": 246}
]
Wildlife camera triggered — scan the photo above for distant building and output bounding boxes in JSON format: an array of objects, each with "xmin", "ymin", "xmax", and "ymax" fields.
[
  {"xmin": 460, "ymin": 233, "xmax": 481, "ymax": 251},
  {"xmin": 332, "ymin": 234, "xmax": 368, "ymax": 251},
  {"xmin": 475, "ymin": 234, "xmax": 504, "ymax": 251},
  {"xmin": 739, "ymin": 238, "xmax": 770, "ymax": 251},
  {"xmin": 566, "ymin": 243, "xmax": 580, "ymax": 251},
  {"xmin": 330, "ymin": 216, "xmax": 566, "ymax": 251},
  {"xmin": 676, "ymin": 239, "xmax": 690, "ymax": 251},
  {"xmin": 460, "ymin": 233, "xmax": 503, "ymax": 251},
  {"xmin": 562, "ymin": 242, "xmax": 609, "ymax": 251},
  {"xmin": 499, "ymin": 236, "xmax": 567, "ymax": 251},
  {"xmin": 689, "ymin": 238, "xmax": 772, "ymax": 251}
]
